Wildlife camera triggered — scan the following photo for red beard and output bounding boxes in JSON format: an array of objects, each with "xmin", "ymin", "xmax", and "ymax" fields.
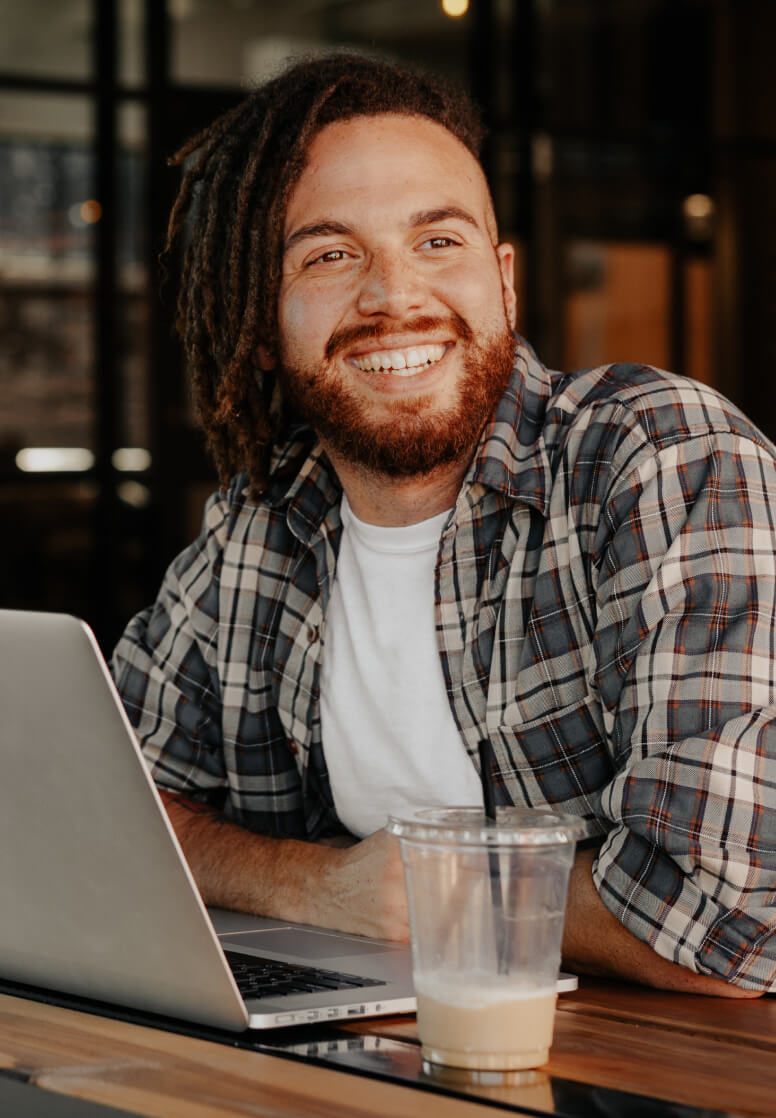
[{"xmin": 279, "ymin": 314, "xmax": 515, "ymax": 477}]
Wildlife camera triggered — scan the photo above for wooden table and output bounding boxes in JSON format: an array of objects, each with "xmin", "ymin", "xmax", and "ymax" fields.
[{"xmin": 1, "ymin": 978, "xmax": 775, "ymax": 1117}]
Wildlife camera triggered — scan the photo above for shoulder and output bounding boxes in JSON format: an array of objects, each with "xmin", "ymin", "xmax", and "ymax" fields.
[
  {"xmin": 549, "ymin": 363, "xmax": 770, "ymax": 455},
  {"xmin": 473, "ymin": 346, "xmax": 774, "ymax": 515},
  {"xmin": 164, "ymin": 473, "xmax": 268, "ymax": 595},
  {"xmin": 534, "ymin": 363, "xmax": 776, "ymax": 525}
]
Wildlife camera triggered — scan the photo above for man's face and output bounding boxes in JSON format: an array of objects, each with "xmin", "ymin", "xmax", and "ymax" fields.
[{"xmin": 273, "ymin": 113, "xmax": 517, "ymax": 477}]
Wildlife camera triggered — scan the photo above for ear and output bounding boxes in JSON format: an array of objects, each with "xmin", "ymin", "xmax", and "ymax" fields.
[
  {"xmin": 258, "ymin": 343, "xmax": 276, "ymax": 371},
  {"xmin": 495, "ymin": 243, "xmax": 517, "ymax": 330}
]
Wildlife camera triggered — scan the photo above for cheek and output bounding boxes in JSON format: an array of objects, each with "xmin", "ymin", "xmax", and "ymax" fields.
[
  {"xmin": 278, "ymin": 295, "xmax": 305, "ymax": 348},
  {"xmin": 436, "ymin": 265, "xmax": 508, "ymax": 328},
  {"xmin": 279, "ymin": 283, "xmax": 352, "ymax": 361}
]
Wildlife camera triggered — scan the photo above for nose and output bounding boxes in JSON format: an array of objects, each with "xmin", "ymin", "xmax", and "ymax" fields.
[{"xmin": 356, "ymin": 250, "xmax": 426, "ymax": 319}]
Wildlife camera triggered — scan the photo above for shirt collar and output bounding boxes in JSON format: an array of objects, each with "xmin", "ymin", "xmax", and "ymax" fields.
[
  {"xmin": 264, "ymin": 430, "xmax": 341, "ymax": 545},
  {"xmin": 464, "ymin": 337, "xmax": 559, "ymax": 516}
]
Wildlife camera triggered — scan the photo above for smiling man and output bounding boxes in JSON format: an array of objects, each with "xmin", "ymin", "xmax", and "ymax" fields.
[
  {"xmin": 112, "ymin": 53, "xmax": 776, "ymax": 996},
  {"xmin": 277, "ymin": 114, "xmax": 515, "ymax": 512}
]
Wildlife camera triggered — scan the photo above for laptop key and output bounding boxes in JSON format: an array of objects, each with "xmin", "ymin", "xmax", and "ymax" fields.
[
  {"xmin": 224, "ymin": 949, "xmax": 382, "ymax": 998},
  {"xmin": 302, "ymin": 974, "xmax": 359, "ymax": 990}
]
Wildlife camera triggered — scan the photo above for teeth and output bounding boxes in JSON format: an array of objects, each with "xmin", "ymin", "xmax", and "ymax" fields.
[{"xmin": 351, "ymin": 343, "xmax": 446, "ymax": 375}]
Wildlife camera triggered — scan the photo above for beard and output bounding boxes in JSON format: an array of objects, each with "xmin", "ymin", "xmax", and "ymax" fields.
[{"xmin": 278, "ymin": 313, "xmax": 516, "ymax": 478}]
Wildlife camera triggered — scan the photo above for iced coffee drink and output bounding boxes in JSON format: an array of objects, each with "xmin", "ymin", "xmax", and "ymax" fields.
[
  {"xmin": 416, "ymin": 977, "xmax": 557, "ymax": 1069},
  {"xmin": 388, "ymin": 807, "xmax": 583, "ymax": 1073}
]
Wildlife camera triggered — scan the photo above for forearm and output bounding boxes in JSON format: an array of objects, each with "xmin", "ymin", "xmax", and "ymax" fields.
[
  {"xmin": 161, "ymin": 789, "xmax": 334, "ymax": 922},
  {"xmin": 160, "ymin": 790, "xmax": 408, "ymax": 940},
  {"xmin": 561, "ymin": 848, "xmax": 761, "ymax": 998}
]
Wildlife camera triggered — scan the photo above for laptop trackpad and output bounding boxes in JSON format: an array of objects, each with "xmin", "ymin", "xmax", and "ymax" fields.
[{"xmin": 221, "ymin": 927, "xmax": 395, "ymax": 960}]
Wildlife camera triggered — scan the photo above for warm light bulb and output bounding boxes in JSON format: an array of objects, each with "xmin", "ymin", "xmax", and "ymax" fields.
[
  {"xmin": 682, "ymin": 194, "xmax": 714, "ymax": 221},
  {"xmin": 442, "ymin": 0, "xmax": 469, "ymax": 17},
  {"xmin": 80, "ymin": 199, "xmax": 102, "ymax": 224},
  {"xmin": 682, "ymin": 194, "xmax": 715, "ymax": 241}
]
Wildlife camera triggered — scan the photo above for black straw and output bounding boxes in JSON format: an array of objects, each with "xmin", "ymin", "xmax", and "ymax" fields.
[
  {"xmin": 478, "ymin": 739, "xmax": 508, "ymax": 973},
  {"xmin": 478, "ymin": 739, "xmax": 498, "ymax": 820}
]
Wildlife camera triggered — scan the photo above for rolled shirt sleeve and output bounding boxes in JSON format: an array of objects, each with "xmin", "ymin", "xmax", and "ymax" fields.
[{"xmin": 591, "ymin": 426, "xmax": 776, "ymax": 990}]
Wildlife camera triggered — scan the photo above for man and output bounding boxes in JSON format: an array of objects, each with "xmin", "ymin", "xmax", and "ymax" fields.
[{"xmin": 112, "ymin": 52, "xmax": 776, "ymax": 997}]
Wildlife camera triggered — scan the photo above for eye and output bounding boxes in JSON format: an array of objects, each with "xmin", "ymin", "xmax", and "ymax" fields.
[
  {"xmin": 305, "ymin": 247, "xmax": 353, "ymax": 266},
  {"xmin": 419, "ymin": 235, "xmax": 461, "ymax": 251}
]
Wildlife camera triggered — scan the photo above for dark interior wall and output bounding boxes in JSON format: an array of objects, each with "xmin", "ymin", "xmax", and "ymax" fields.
[{"xmin": 713, "ymin": 0, "xmax": 776, "ymax": 441}]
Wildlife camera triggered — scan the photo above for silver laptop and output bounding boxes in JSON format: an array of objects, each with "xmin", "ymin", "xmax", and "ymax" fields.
[
  {"xmin": 0, "ymin": 609, "xmax": 576, "ymax": 1032},
  {"xmin": 0, "ymin": 609, "xmax": 418, "ymax": 1030}
]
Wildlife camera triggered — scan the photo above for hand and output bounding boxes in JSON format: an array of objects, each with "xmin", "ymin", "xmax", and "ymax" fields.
[
  {"xmin": 161, "ymin": 790, "xmax": 409, "ymax": 941},
  {"xmin": 322, "ymin": 828, "xmax": 410, "ymax": 942}
]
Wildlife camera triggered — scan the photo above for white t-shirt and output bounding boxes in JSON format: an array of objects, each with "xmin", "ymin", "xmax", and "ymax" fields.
[{"xmin": 319, "ymin": 495, "xmax": 483, "ymax": 838}]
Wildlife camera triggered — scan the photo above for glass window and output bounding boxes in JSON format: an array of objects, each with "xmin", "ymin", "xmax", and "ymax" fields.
[
  {"xmin": 117, "ymin": 101, "xmax": 149, "ymax": 455},
  {"xmin": 0, "ymin": 93, "xmax": 93, "ymax": 281},
  {"xmin": 0, "ymin": 0, "xmax": 92, "ymax": 81},
  {"xmin": 0, "ymin": 93, "xmax": 95, "ymax": 458},
  {"xmin": 120, "ymin": 0, "xmax": 145, "ymax": 88},
  {"xmin": 170, "ymin": 0, "xmax": 469, "ymax": 87}
]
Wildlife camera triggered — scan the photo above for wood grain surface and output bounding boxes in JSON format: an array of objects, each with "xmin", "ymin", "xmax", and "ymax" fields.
[
  {"xmin": 0, "ymin": 993, "xmax": 490, "ymax": 1118},
  {"xmin": 2, "ymin": 980, "xmax": 774, "ymax": 1117},
  {"xmin": 346, "ymin": 980, "xmax": 776, "ymax": 1115}
]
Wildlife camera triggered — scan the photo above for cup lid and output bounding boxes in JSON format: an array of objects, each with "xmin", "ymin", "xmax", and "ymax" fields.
[{"xmin": 387, "ymin": 806, "xmax": 588, "ymax": 846}]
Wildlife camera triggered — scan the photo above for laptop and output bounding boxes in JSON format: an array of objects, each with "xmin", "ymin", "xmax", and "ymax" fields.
[{"xmin": 0, "ymin": 609, "xmax": 576, "ymax": 1033}]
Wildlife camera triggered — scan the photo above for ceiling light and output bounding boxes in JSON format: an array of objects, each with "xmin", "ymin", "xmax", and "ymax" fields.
[
  {"xmin": 16, "ymin": 447, "xmax": 95, "ymax": 472},
  {"xmin": 112, "ymin": 447, "xmax": 151, "ymax": 472}
]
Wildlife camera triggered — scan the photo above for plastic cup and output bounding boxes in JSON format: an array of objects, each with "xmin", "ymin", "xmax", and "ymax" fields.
[{"xmin": 387, "ymin": 807, "xmax": 583, "ymax": 1072}]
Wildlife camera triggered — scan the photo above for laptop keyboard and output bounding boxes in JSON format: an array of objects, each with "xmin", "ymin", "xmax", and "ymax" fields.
[{"xmin": 224, "ymin": 949, "xmax": 383, "ymax": 1000}]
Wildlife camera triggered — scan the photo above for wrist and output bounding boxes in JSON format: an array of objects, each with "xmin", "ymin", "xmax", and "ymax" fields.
[{"xmin": 275, "ymin": 839, "xmax": 346, "ymax": 926}]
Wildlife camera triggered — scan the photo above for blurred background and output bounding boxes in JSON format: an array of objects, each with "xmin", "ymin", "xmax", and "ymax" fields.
[{"xmin": 1, "ymin": 0, "xmax": 774, "ymax": 651}]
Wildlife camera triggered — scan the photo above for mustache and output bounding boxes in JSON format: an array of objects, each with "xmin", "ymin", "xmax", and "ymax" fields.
[{"xmin": 324, "ymin": 313, "xmax": 474, "ymax": 361}]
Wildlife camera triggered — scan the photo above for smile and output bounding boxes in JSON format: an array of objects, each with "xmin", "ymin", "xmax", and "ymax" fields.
[{"xmin": 349, "ymin": 343, "xmax": 447, "ymax": 377}]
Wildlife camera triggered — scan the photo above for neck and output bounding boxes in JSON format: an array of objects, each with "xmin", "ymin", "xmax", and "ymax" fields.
[{"xmin": 322, "ymin": 443, "xmax": 469, "ymax": 526}]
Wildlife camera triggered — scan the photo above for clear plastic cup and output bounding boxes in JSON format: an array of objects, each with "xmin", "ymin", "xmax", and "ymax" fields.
[{"xmin": 387, "ymin": 807, "xmax": 584, "ymax": 1072}]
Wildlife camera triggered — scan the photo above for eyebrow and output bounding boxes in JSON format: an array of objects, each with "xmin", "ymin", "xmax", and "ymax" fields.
[
  {"xmin": 283, "ymin": 206, "xmax": 482, "ymax": 253},
  {"xmin": 284, "ymin": 220, "xmax": 353, "ymax": 253},
  {"xmin": 408, "ymin": 206, "xmax": 480, "ymax": 231}
]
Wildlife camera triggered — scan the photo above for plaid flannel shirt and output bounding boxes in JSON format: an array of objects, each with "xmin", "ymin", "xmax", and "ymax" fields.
[{"xmin": 112, "ymin": 338, "xmax": 776, "ymax": 990}]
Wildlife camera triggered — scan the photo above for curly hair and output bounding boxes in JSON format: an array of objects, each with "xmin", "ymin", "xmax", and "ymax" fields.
[{"xmin": 164, "ymin": 51, "xmax": 486, "ymax": 497}]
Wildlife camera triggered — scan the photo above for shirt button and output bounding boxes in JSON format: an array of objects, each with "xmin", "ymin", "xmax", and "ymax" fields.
[
  {"xmin": 287, "ymin": 738, "xmax": 299, "ymax": 755},
  {"xmin": 307, "ymin": 624, "xmax": 320, "ymax": 643}
]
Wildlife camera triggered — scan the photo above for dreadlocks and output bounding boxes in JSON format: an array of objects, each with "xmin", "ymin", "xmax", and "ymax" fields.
[{"xmin": 164, "ymin": 51, "xmax": 486, "ymax": 497}]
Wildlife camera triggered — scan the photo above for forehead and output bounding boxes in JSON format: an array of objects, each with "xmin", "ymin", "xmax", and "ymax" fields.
[{"xmin": 285, "ymin": 113, "xmax": 495, "ymax": 237}]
